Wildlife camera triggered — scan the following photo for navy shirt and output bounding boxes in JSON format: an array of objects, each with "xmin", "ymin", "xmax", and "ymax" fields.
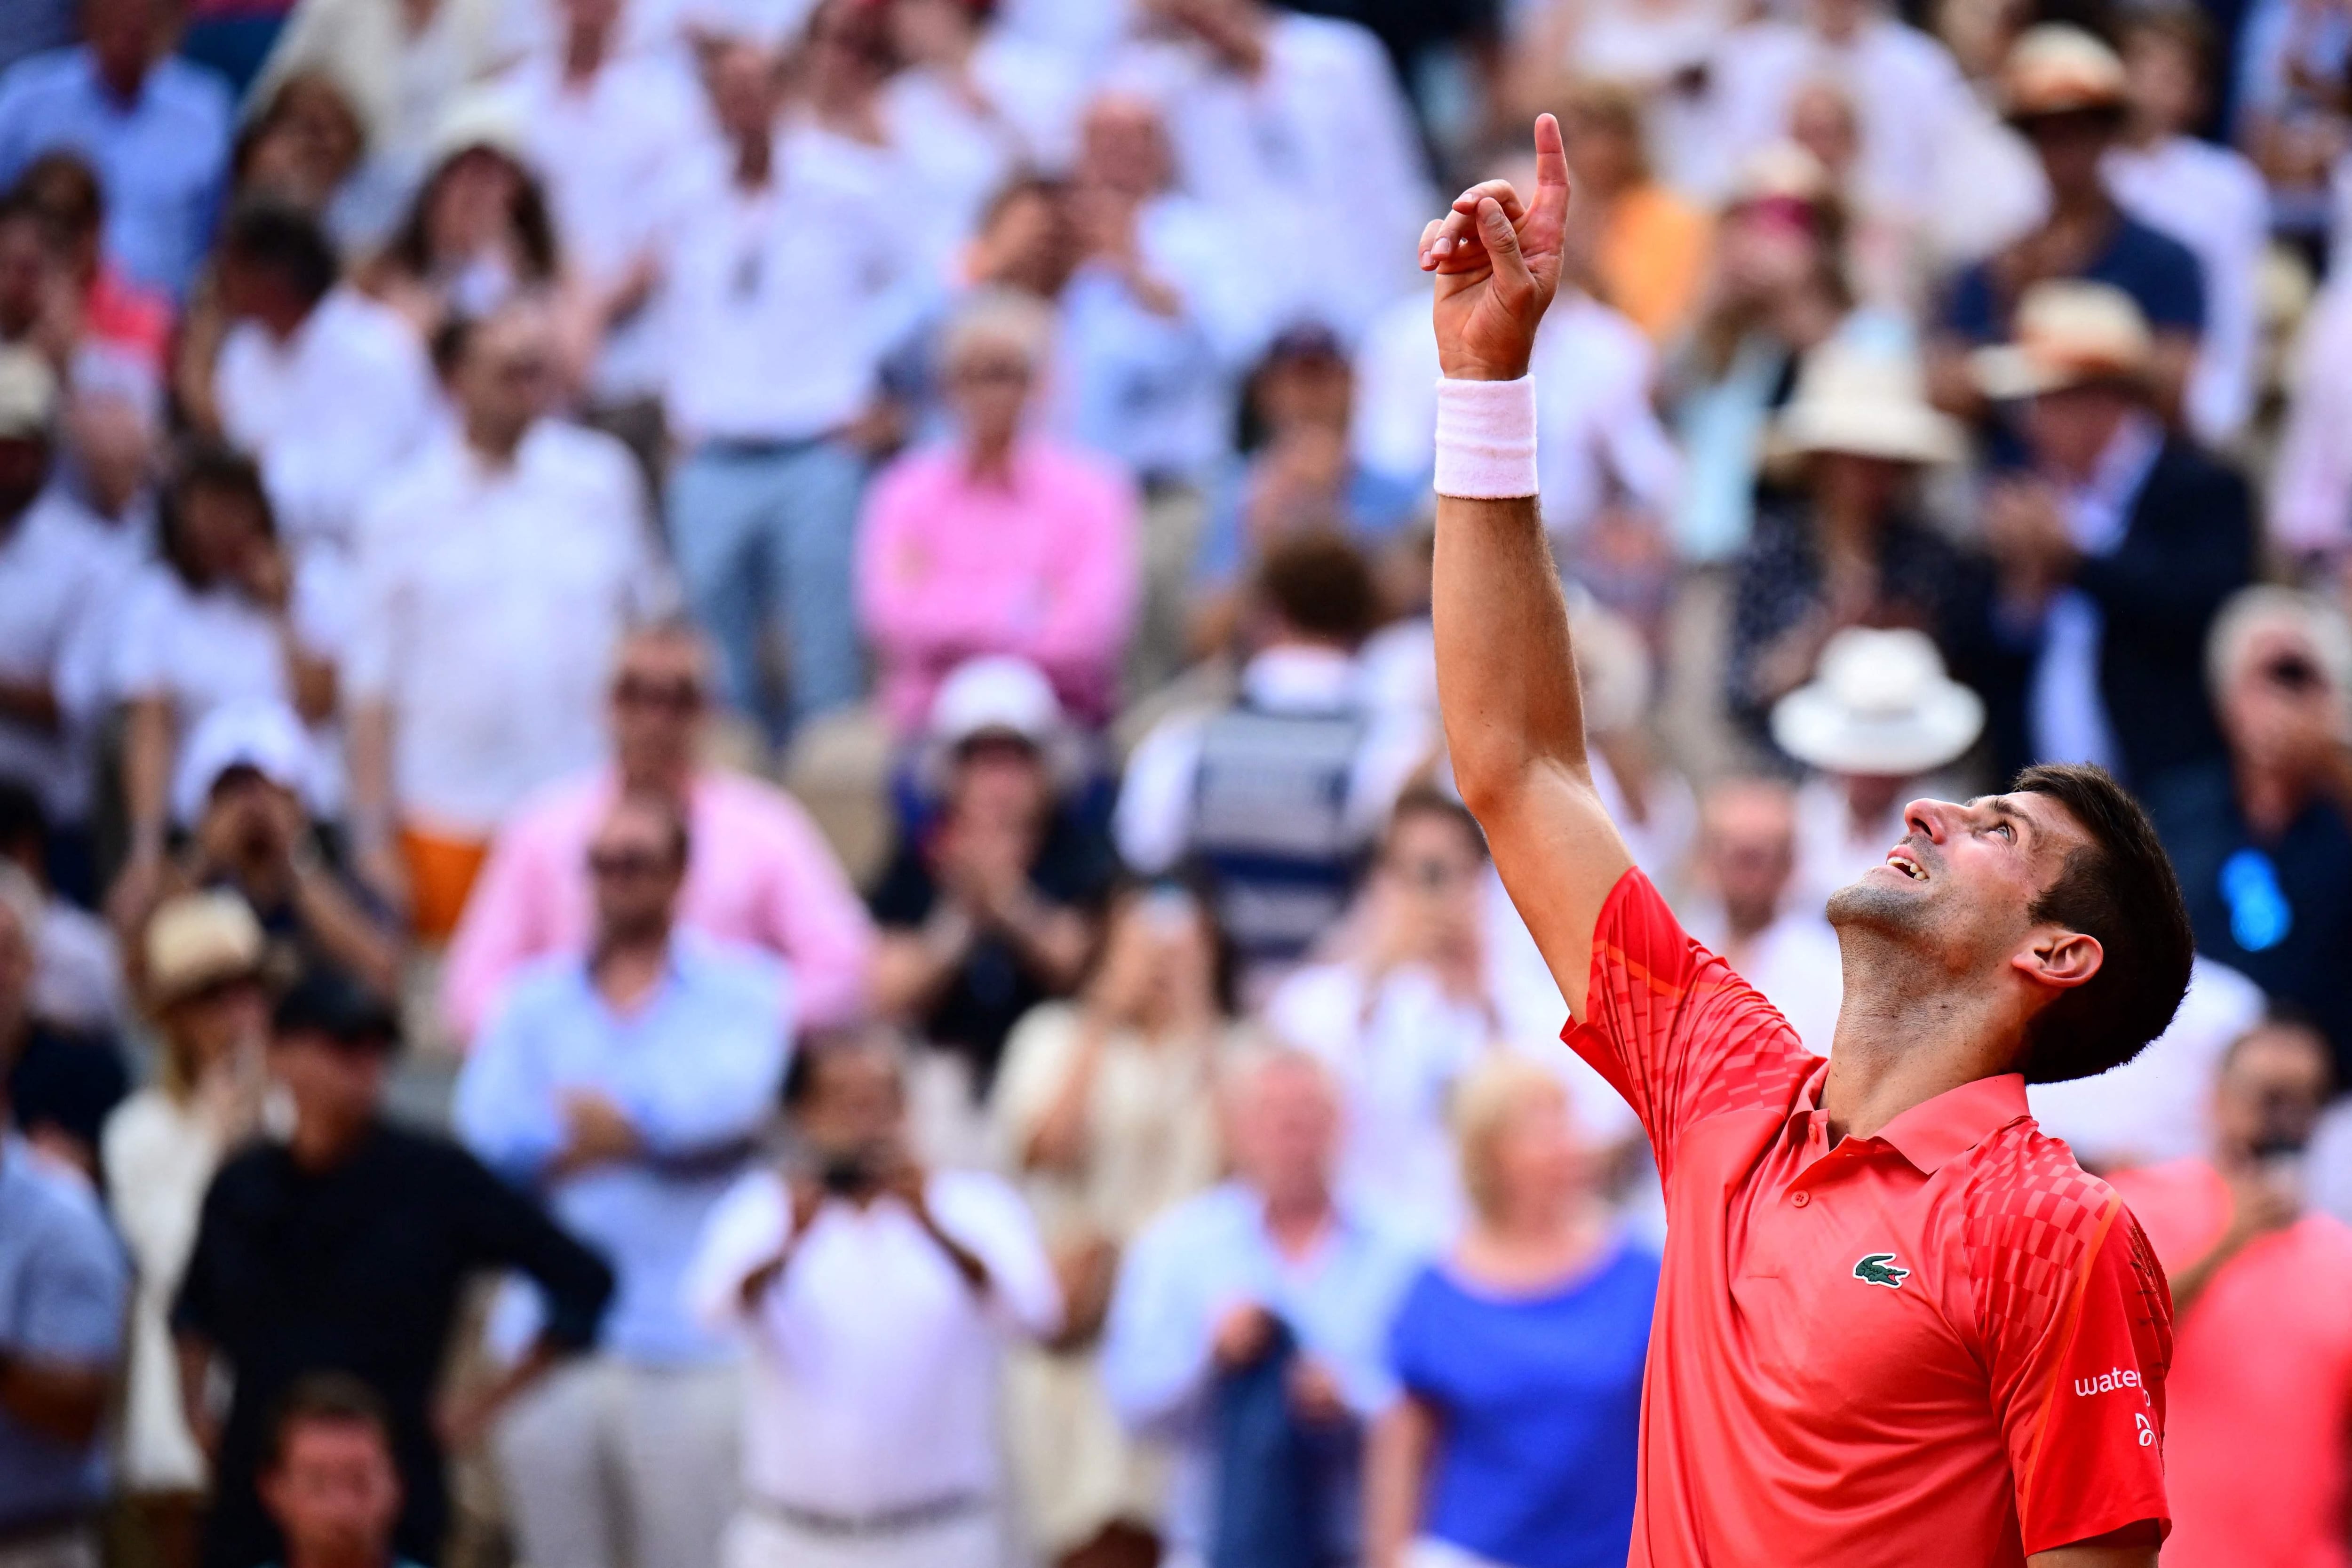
[
  {"xmin": 1387, "ymin": 1239, "xmax": 1659, "ymax": 1568},
  {"xmin": 2147, "ymin": 760, "xmax": 2352, "ymax": 1076},
  {"xmin": 1944, "ymin": 215, "xmax": 2207, "ymax": 344}
]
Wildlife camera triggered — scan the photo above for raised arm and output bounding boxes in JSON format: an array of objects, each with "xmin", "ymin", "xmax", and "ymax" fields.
[{"xmin": 1425, "ymin": 115, "xmax": 1631, "ymax": 1019}]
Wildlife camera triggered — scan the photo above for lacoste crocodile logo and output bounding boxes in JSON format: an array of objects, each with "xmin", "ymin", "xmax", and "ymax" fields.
[{"xmin": 1853, "ymin": 1252, "xmax": 1910, "ymax": 1289}]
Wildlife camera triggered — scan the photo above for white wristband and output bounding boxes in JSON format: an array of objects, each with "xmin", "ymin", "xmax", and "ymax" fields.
[{"xmin": 1433, "ymin": 376, "xmax": 1538, "ymax": 499}]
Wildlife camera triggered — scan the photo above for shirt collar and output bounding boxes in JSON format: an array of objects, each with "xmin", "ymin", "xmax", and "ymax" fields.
[
  {"xmin": 1240, "ymin": 645, "xmax": 1359, "ymax": 712},
  {"xmin": 1826, "ymin": 1072, "xmax": 2033, "ymax": 1175}
]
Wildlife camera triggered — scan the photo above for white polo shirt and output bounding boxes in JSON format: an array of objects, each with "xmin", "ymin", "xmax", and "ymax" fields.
[
  {"xmin": 0, "ymin": 491, "xmax": 139, "ymax": 822},
  {"xmin": 345, "ymin": 420, "xmax": 670, "ymax": 835},
  {"xmin": 214, "ymin": 287, "xmax": 437, "ymax": 557},
  {"xmin": 685, "ymin": 1166, "xmax": 1060, "ymax": 1516}
]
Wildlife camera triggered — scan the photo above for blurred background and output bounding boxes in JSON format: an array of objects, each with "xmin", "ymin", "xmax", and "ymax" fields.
[{"xmin": 0, "ymin": 0, "xmax": 2350, "ymax": 1564}]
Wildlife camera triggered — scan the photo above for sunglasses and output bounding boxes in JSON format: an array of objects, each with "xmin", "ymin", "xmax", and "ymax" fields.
[
  {"xmin": 612, "ymin": 677, "xmax": 704, "ymax": 714},
  {"xmin": 587, "ymin": 848, "xmax": 673, "ymax": 878}
]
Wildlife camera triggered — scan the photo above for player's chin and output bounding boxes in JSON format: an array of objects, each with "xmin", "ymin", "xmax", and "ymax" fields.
[{"xmin": 1825, "ymin": 871, "xmax": 1930, "ymax": 931}]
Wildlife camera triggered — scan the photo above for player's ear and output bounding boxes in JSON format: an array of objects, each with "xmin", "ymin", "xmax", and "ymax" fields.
[{"xmin": 2011, "ymin": 928, "xmax": 2102, "ymax": 992}]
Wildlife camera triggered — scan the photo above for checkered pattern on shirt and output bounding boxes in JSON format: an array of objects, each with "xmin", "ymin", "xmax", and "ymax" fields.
[
  {"xmin": 1565, "ymin": 868, "xmax": 1816, "ymax": 1184},
  {"xmin": 1959, "ymin": 1124, "xmax": 2125, "ymax": 1338}
]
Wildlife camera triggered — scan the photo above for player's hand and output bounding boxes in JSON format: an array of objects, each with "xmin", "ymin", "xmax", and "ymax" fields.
[{"xmin": 1420, "ymin": 113, "xmax": 1573, "ymax": 382}]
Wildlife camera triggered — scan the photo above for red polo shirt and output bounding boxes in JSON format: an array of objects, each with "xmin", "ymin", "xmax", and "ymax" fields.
[{"xmin": 1565, "ymin": 869, "xmax": 2173, "ymax": 1565}]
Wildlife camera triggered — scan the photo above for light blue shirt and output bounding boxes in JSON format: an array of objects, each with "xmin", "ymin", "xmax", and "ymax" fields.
[
  {"xmin": 0, "ymin": 1135, "xmax": 127, "ymax": 1527},
  {"xmin": 1101, "ymin": 1180, "xmax": 1422, "ymax": 1557},
  {"xmin": 455, "ymin": 936, "xmax": 792, "ymax": 1366},
  {"xmin": 0, "ymin": 48, "xmax": 231, "ymax": 299}
]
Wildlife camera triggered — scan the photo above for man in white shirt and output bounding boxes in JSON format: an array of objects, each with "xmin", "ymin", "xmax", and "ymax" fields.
[
  {"xmin": 0, "ymin": 350, "xmax": 133, "ymax": 903},
  {"xmin": 2105, "ymin": 7, "xmax": 2270, "ymax": 446},
  {"xmin": 685, "ymin": 1030, "xmax": 1060, "ymax": 1568},
  {"xmin": 1682, "ymin": 777, "xmax": 1844, "ymax": 1056},
  {"xmin": 345, "ymin": 300, "xmax": 669, "ymax": 939},
  {"xmin": 501, "ymin": 0, "xmax": 708, "ymax": 449},
  {"xmin": 661, "ymin": 37, "xmax": 930, "ymax": 742},
  {"xmin": 1111, "ymin": 0, "xmax": 1432, "ymax": 340},
  {"xmin": 210, "ymin": 204, "xmax": 436, "ymax": 561}
]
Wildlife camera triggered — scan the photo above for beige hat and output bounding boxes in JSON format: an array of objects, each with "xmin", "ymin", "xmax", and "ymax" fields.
[
  {"xmin": 145, "ymin": 891, "xmax": 266, "ymax": 1008},
  {"xmin": 1972, "ymin": 279, "xmax": 2155, "ymax": 399},
  {"xmin": 2003, "ymin": 24, "xmax": 2130, "ymax": 121},
  {"xmin": 1729, "ymin": 141, "xmax": 1833, "ymax": 207},
  {"xmin": 427, "ymin": 88, "xmax": 531, "ymax": 171},
  {"xmin": 1772, "ymin": 628, "xmax": 1986, "ymax": 777},
  {"xmin": 1772, "ymin": 336, "xmax": 1967, "ymax": 465},
  {"xmin": 0, "ymin": 347, "xmax": 57, "ymax": 438}
]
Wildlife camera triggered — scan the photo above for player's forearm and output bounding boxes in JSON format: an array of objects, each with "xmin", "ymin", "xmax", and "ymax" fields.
[{"xmin": 1433, "ymin": 489, "xmax": 1592, "ymax": 820}]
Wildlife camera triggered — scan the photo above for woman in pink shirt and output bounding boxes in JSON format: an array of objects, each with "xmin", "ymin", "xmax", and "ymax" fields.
[{"xmin": 857, "ymin": 290, "xmax": 1140, "ymax": 736}]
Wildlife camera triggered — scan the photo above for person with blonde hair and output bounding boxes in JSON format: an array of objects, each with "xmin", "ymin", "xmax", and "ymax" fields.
[
  {"xmin": 101, "ymin": 890, "xmax": 270, "ymax": 1568},
  {"xmin": 1365, "ymin": 1055, "xmax": 1656, "ymax": 1568}
]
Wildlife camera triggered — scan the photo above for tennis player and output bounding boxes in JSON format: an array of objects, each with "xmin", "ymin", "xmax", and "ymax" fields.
[{"xmin": 1422, "ymin": 116, "xmax": 2183, "ymax": 1567}]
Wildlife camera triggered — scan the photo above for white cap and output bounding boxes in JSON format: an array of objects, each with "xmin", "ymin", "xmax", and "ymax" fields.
[
  {"xmin": 172, "ymin": 698, "xmax": 317, "ymax": 827},
  {"xmin": 919, "ymin": 656, "xmax": 1082, "ymax": 794},
  {"xmin": 0, "ymin": 347, "xmax": 58, "ymax": 438},
  {"xmin": 1771, "ymin": 628, "xmax": 1986, "ymax": 777}
]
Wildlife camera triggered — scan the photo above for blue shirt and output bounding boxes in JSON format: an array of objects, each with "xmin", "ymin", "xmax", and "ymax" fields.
[
  {"xmin": 1944, "ymin": 215, "xmax": 2206, "ymax": 344},
  {"xmin": 1101, "ymin": 1181, "xmax": 1423, "ymax": 1558},
  {"xmin": 1388, "ymin": 1240, "xmax": 1659, "ymax": 1568},
  {"xmin": 0, "ymin": 48, "xmax": 231, "ymax": 299},
  {"xmin": 0, "ymin": 1136, "xmax": 127, "ymax": 1527},
  {"xmin": 454, "ymin": 936, "xmax": 791, "ymax": 1365}
]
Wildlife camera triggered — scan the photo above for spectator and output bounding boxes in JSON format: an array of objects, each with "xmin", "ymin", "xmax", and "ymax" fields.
[
  {"xmin": 123, "ymin": 701, "xmax": 401, "ymax": 1000},
  {"xmin": 444, "ymin": 620, "xmax": 875, "ymax": 1043},
  {"xmin": 500, "ymin": 0, "xmax": 707, "ymax": 474},
  {"xmin": 858, "ymin": 289, "xmax": 1141, "ymax": 737},
  {"xmin": 2269, "ymin": 262, "xmax": 2352, "ymax": 565},
  {"xmin": 991, "ymin": 877, "xmax": 1241, "ymax": 1568},
  {"xmin": 0, "ymin": 992, "xmax": 128, "ymax": 1568},
  {"xmin": 0, "ymin": 784, "xmax": 121, "ymax": 1033},
  {"xmin": 204, "ymin": 202, "xmax": 436, "ymax": 560},
  {"xmin": 0, "ymin": 860, "xmax": 126, "ymax": 1183},
  {"xmin": 231, "ymin": 73, "xmax": 403, "ymax": 258},
  {"xmin": 1194, "ymin": 324, "xmax": 1422, "ymax": 653},
  {"xmin": 2106, "ymin": 6, "xmax": 2268, "ymax": 446},
  {"xmin": 882, "ymin": 0, "xmax": 1074, "ymax": 262},
  {"xmin": 1117, "ymin": 535, "xmax": 1427, "ymax": 977},
  {"xmin": 1264, "ymin": 789, "xmax": 1515, "ymax": 1245},
  {"xmin": 2147, "ymin": 587, "xmax": 2352, "ymax": 1075},
  {"xmin": 1365, "ymin": 1055, "xmax": 1657, "ymax": 1568},
  {"xmin": 1726, "ymin": 332, "xmax": 1984, "ymax": 748},
  {"xmin": 0, "ymin": 347, "xmax": 132, "ymax": 905},
  {"xmin": 871, "ymin": 657, "xmax": 1112, "ymax": 1111},
  {"xmin": 0, "ymin": 0, "xmax": 233, "ymax": 300},
  {"xmin": 1663, "ymin": 144, "xmax": 1852, "ymax": 563},
  {"xmin": 103, "ymin": 891, "xmax": 269, "ymax": 1568},
  {"xmin": 176, "ymin": 969, "xmax": 616, "ymax": 1568},
  {"xmin": 14, "ymin": 151, "xmax": 172, "ymax": 376},
  {"xmin": 1784, "ymin": 78, "xmax": 1928, "ymax": 313},
  {"xmin": 345, "ymin": 299, "xmax": 667, "ymax": 940},
  {"xmin": 662, "ymin": 33, "xmax": 926, "ymax": 742},
  {"xmin": 2107, "ymin": 1018, "xmax": 2352, "ymax": 1568},
  {"xmin": 116, "ymin": 447, "xmax": 344, "ymax": 905},
  {"xmin": 0, "ymin": 195, "xmax": 67, "ymax": 366},
  {"xmin": 358, "ymin": 98, "xmax": 588, "ymax": 360},
  {"xmin": 1557, "ymin": 78, "xmax": 1710, "ymax": 346},
  {"xmin": 454, "ymin": 791, "xmax": 790, "ymax": 1568},
  {"xmin": 2232, "ymin": 0, "xmax": 2352, "ymax": 246},
  {"xmin": 1972, "ymin": 280, "xmax": 2253, "ymax": 788},
  {"xmin": 1769, "ymin": 626, "xmax": 1987, "ymax": 909},
  {"xmin": 1684, "ymin": 777, "xmax": 1844, "ymax": 1056},
  {"xmin": 684, "ymin": 1030, "xmax": 1062, "ymax": 1568},
  {"xmin": 1932, "ymin": 27, "xmax": 2205, "ymax": 428},
  {"xmin": 1101, "ymin": 1045, "xmax": 1420, "ymax": 1568},
  {"xmin": 1508, "ymin": 0, "xmax": 1734, "ymax": 195},
  {"xmin": 1117, "ymin": 0, "xmax": 1432, "ymax": 337},
  {"xmin": 251, "ymin": 0, "xmax": 513, "ymax": 191},
  {"xmin": 254, "ymin": 1375, "xmax": 422, "ymax": 1568}
]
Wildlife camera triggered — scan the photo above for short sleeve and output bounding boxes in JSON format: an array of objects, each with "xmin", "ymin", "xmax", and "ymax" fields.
[
  {"xmin": 1384, "ymin": 1269, "xmax": 1444, "ymax": 1402},
  {"xmin": 1980, "ymin": 1176, "xmax": 2173, "ymax": 1555},
  {"xmin": 110, "ymin": 570, "xmax": 176, "ymax": 699},
  {"xmin": 7, "ymin": 1207, "xmax": 127, "ymax": 1363},
  {"xmin": 681, "ymin": 1170, "xmax": 789, "ymax": 1333},
  {"xmin": 1560, "ymin": 868, "xmax": 1815, "ymax": 1184}
]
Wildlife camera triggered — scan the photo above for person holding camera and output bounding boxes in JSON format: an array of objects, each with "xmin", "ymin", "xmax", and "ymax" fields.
[{"xmin": 686, "ymin": 1029, "xmax": 1060, "ymax": 1568}]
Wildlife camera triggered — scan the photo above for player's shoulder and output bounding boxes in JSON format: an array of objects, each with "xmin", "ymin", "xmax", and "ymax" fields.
[
  {"xmin": 1948, "ymin": 1120, "xmax": 2146, "ymax": 1314},
  {"xmin": 1954, "ymin": 1117, "xmax": 2121, "ymax": 1232}
]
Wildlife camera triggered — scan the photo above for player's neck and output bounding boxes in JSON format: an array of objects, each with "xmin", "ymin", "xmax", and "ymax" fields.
[{"xmin": 1822, "ymin": 942, "xmax": 2024, "ymax": 1144}]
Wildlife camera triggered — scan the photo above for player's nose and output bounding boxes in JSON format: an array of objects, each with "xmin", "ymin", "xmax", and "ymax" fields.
[{"xmin": 1901, "ymin": 797, "xmax": 1957, "ymax": 844}]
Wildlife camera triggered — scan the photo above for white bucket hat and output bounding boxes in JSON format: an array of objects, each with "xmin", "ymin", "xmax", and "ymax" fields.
[
  {"xmin": 173, "ymin": 698, "xmax": 318, "ymax": 827},
  {"xmin": 1772, "ymin": 336, "xmax": 1967, "ymax": 466},
  {"xmin": 1772, "ymin": 628, "xmax": 1986, "ymax": 777}
]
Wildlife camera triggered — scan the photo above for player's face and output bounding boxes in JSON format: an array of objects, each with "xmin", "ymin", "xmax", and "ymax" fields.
[{"xmin": 1826, "ymin": 792, "xmax": 2092, "ymax": 971}]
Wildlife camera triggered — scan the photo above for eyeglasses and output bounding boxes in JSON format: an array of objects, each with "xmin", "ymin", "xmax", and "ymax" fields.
[
  {"xmin": 952, "ymin": 358, "xmax": 1032, "ymax": 386},
  {"xmin": 1392, "ymin": 856, "xmax": 1470, "ymax": 892},
  {"xmin": 587, "ymin": 848, "xmax": 672, "ymax": 879},
  {"xmin": 612, "ymin": 676, "xmax": 705, "ymax": 714}
]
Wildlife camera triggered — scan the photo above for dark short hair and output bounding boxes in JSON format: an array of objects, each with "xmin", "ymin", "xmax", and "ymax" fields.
[
  {"xmin": 160, "ymin": 441, "xmax": 278, "ymax": 590},
  {"xmin": 781, "ymin": 1027, "xmax": 905, "ymax": 1111},
  {"xmin": 219, "ymin": 200, "xmax": 340, "ymax": 308},
  {"xmin": 1254, "ymin": 533, "xmax": 1379, "ymax": 649},
  {"xmin": 2217, "ymin": 1008, "xmax": 2336, "ymax": 1089},
  {"xmin": 0, "ymin": 780, "xmax": 44, "ymax": 857},
  {"xmin": 262, "ymin": 1371, "xmax": 394, "ymax": 1471},
  {"xmin": 1383, "ymin": 784, "xmax": 1488, "ymax": 860},
  {"xmin": 12, "ymin": 151, "xmax": 102, "ymax": 238},
  {"xmin": 273, "ymin": 968, "xmax": 401, "ymax": 1053},
  {"xmin": 2010, "ymin": 763, "xmax": 2194, "ymax": 1084}
]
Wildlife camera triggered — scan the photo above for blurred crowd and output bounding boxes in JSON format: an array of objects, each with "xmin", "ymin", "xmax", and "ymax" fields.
[{"xmin": 3, "ymin": 0, "xmax": 2352, "ymax": 1565}]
